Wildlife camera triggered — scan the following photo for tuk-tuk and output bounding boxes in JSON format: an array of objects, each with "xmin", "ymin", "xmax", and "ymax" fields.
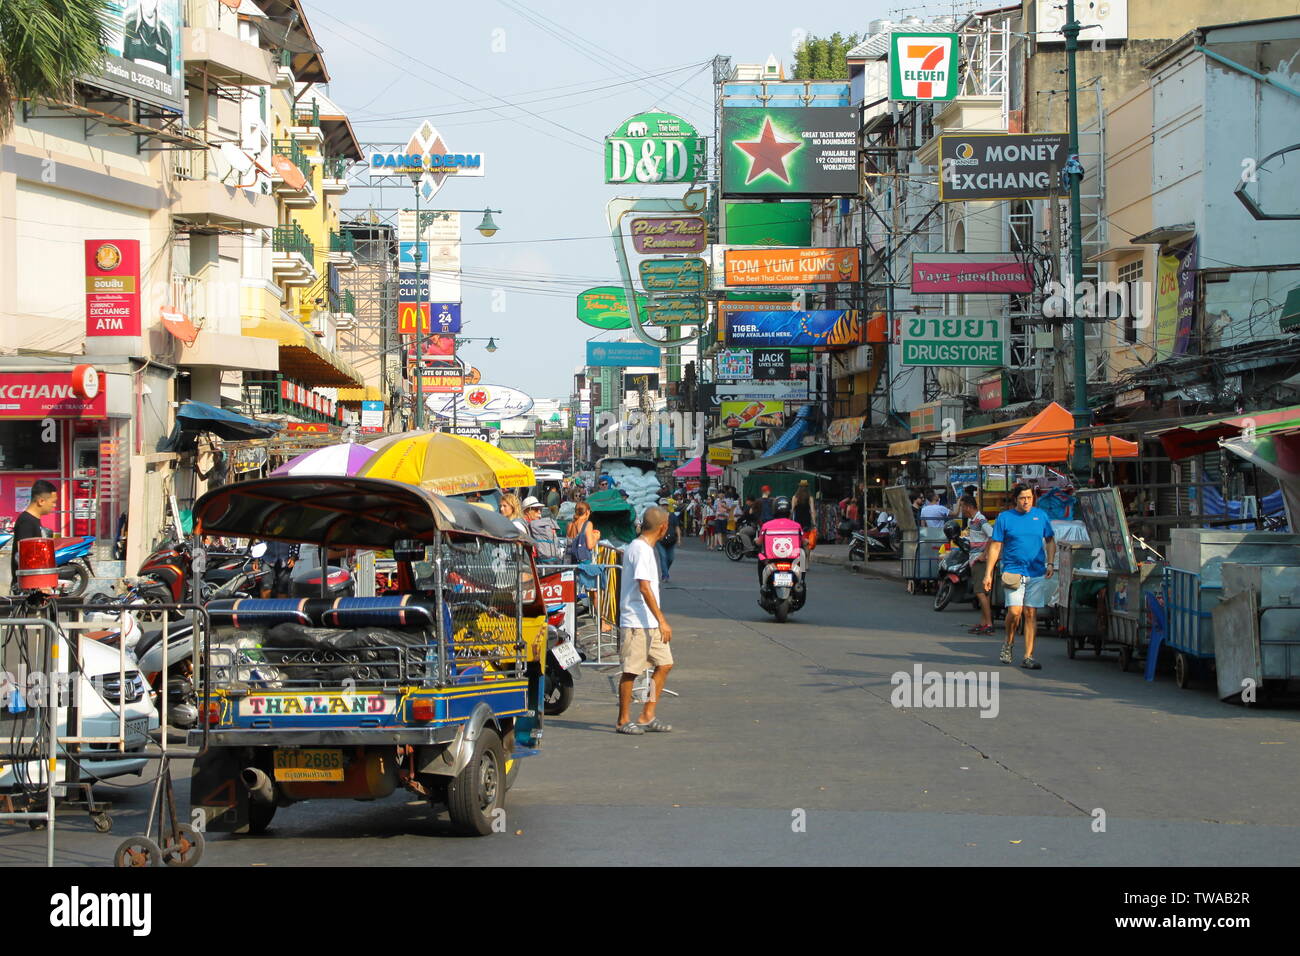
[{"xmin": 187, "ymin": 476, "xmax": 547, "ymax": 837}]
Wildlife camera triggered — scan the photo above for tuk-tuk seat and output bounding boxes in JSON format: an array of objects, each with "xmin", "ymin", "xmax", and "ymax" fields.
[
  {"xmin": 207, "ymin": 598, "xmax": 313, "ymax": 629},
  {"xmin": 320, "ymin": 595, "xmax": 438, "ymax": 629}
]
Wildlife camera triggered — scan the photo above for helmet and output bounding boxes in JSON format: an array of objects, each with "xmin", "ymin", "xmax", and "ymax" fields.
[
  {"xmin": 773, "ymin": 496, "xmax": 792, "ymax": 518},
  {"xmin": 943, "ymin": 518, "xmax": 963, "ymax": 541}
]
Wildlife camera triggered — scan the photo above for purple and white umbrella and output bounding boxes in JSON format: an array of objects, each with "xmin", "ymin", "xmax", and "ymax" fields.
[{"xmin": 272, "ymin": 443, "xmax": 375, "ymax": 477}]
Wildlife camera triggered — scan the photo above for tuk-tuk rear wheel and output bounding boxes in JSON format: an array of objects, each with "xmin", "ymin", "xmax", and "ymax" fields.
[{"xmin": 447, "ymin": 728, "xmax": 505, "ymax": 836}]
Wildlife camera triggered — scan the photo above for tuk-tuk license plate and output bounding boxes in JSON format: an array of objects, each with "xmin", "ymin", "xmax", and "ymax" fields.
[
  {"xmin": 773, "ymin": 572, "xmax": 794, "ymax": 587},
  {"xmin": 273, "ymin": 749, "xmax": 344, "ymax": 782},
  {"xmin": 553, "ymin": 641, "xmax": 581, "ymax": 670}
]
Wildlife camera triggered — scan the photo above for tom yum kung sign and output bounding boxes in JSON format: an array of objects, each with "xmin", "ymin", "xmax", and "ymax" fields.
[
  {"xmin": 630, "ymin": 216, "xmax": 706, "ymax": 254},
  {"xmin": 939, "ymin": 134, "xmax": 1070, "ymax": 202},
  {"xmin": 724, "ymin": 248, "xmax": 859, "ymax": 286}
]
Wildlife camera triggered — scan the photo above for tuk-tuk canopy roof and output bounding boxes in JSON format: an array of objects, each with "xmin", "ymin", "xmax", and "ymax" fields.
[{"xmin": 193, "ymin": 476, "xmax": 528, "ymax": 549}]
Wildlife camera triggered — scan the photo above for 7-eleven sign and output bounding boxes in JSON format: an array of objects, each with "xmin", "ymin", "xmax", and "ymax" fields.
[{"xmin": 889, "ymin": 33, "xmax": 959, "ymax": 102}]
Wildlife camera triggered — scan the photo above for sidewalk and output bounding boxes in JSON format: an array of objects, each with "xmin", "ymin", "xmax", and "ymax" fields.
[{"xmin": 810, "ymin": 543, "xmax": 903, "ymax": 583}]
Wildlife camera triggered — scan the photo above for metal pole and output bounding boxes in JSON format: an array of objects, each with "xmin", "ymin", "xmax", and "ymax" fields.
[
  {"xmin": 1048, "ymin": 184, "xmax": 1066, "ymax": 404},
  {"xmin": 413, "ymin": 183, "xmax": 425, "ymax": 431},
  {"xmin": 1063, "ymin": 0, "xmax": 1093, "ymax": 482}
]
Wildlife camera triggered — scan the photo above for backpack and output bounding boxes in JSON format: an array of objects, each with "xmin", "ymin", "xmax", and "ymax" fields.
[
  {"xmin": 564, "ymin": 519, "xmax": 593, "ymax": 563},
  {"xmin": 662, "ymin": 513, "xmax": 679, "ymax": 547}
]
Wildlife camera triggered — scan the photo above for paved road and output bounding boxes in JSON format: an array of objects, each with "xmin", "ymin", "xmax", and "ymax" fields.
[{"xmin": 4, "ymin": 540, "xmax": 1299, "ymax": 866}]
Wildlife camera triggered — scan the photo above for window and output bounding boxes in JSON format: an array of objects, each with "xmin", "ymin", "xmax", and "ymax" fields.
[
  {"xmin": 1118, "ymin": 259, "xmax": 1144, "ymax": 344},
  {"xmin": 0, "ymin": 421, "xmax": 60, "ymax": 472}
]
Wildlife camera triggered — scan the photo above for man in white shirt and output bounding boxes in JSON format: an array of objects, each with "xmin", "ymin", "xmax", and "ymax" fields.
[
  {"xmin": 616, "ymin": 507, "xmax": 674, "ymax": 735},
  {"xmin": 920, "ymin": 493, "xmax": 950, "ymax": 528}
]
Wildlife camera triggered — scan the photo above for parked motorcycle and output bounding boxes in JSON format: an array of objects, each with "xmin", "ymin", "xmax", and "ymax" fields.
[
  {"xmin": 724, "ymin": 519, "xmax": 760, "ymax": 561},
  {"xmin": 0, "ymin": 532, "xmax": 96, "ymax": 596},
  {"xmin": 138, "ymin": 539, "xmax": 256, "ymax": 605},
  {"xmin": 543, "ymin": 611, "xmax": 581, "ymax": 716},
  {"xmin": 933, "ymin": 521, "xmax": 978, "ymax": 612}
]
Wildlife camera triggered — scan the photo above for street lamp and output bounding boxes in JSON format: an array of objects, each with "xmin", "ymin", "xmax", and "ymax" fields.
[{"xmin": 475, "ymin": 209, "xmax": 500, "ymax": 238}]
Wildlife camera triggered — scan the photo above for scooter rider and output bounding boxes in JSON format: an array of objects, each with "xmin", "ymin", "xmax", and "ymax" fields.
[{"xmin": 755, "ymin": 496, "xmax": 805, "ymax": 583}]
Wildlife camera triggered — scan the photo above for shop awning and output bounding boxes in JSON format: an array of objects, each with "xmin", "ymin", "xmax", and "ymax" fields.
[
  {"xmin": 337, "ymin": 384, "xmax": 384, "ymax": 404},
  {"xmin": 978, "ymin": 402, "xmax": 1138, "ymax": 466},
  {"xmin": 242, "ymin": 313, "xmax": 365, "ymax": 388},
  {"xmin": 1154, "ymin": 404, "xmax": 1300, "ymax": 461},
  {"xmin": 953, "ymin": 416, "xmax": 1033, "ymax": 439},
  {"xmin": 730, "ymin": 444, "xmax": 832, "ymax": 473},
  {"xmin": 163, "ymin": 400, "xmax": 281, "ymax": 449},
  {"xmin": 888, "ymin": 438, "xmax": 921, "ymax": 457}
]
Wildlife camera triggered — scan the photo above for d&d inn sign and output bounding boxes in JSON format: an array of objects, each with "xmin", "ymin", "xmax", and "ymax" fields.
[{"xmin": 605, "ymin": 112, "xmax": 706, "ymax": 185}]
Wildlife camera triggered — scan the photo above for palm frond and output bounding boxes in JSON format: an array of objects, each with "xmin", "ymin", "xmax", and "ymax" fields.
[{"xmin": 0, "ymin": 0, "xmax": 112, "ymax": 133}]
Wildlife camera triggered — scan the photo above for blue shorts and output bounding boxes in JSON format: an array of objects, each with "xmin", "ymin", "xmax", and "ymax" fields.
[{"xmin": 1005, "ymin": 574, "xmax": 1051, "ymax": 608}]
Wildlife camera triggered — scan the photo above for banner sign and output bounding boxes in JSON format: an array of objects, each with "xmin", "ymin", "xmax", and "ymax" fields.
[
  {"xmin": 368, "ymin": 121, "xmax": 484, "ymax": 201},
  {"xmin": 638, "ymin": 257, "xmax": 708, "ymax": 293},
  {"xmin": 708, "ymin": 446, "xmax": 733, "ymax": 464},
  {"xmin": 623, "ymin": 372, "xmax": 660, "ymax": 392},
  {"xmin": 427, "ymin": 384, "xmax": 534, "ymax": 421},
  {"xmin": 85, "ymin": 240, "xmax": 141, "ymax": 337},
  {"xmin": 718, "ymin": 349, "xmax": 754, "ymax": 380},
  {"xmin": 398, "ymin": 271, "xmax": 430, "ymax": 301},
  {"xmin": 900, "ymin": 315, "xmax": 1007, "ymax": 367},
  {"xmin": 977, "ymin": 372, "xmax": 1005, "ymax": 410},
  {"xmin": 753, "ymin": 348, "xmax": 791, "ymax": 380},
  {"xmin": 85, "ymin": 0, "xmax": 183, "ymax": 111},
  {"xmin": 410, "ymin": 334, "xmax": 457, "ymax": 363},
  {"xmin": 0, "ymin": 371, "xmax": 108, "ymax": 419},
  {"xmin": 586, "ymin": 341, "xmax": 661, "ymax": 367},
  {"xmin": 725, "ymin": 310, "xmax": 863, "ymax": 348},
  {"xmin": 286, "ymin": 422, "xmax": 330, "ymax": 434},
  {"xmin": 535, "ymin": 439, "xmax": 572, "ymax": 463},
  {"xmin": 723, "ymin": 201, "xmax": 812, "ymax": 246},
  {"xmin": 724, "ymin": 248, "xmax": 859, "ymax": 286},
  {"xmin": 631, "ymin": 216, "xmax": 707, "ymax": 254},
  {"xmin": 827, "ymin": 416, "xmax": 864, "ymax": 444},
  {"xmin": 429, "ymin": 302, "xmax": 462, "ymax": 333},
  {"xmin": 889, "ymin": 33, "xmax": 960, "ymax": 102},
  {"xmin": 576, "ymin": 286, "xmax": 645, "ymax": 330},
  {"xmin": 938, "ymin": 133, "xmax": 1070, "ymax": 202},
  {"xmin": 644, "ymin": 295, "xmax": 706, "ymax": 327},
  {"xmin": 439, "ymin": 425, "xmax": 499, "ymax": 443},
  {"xmin": 721, "ymin": 108, "xmax": 859, "ymax": 197},
  {"xmin": 420, "ymin": 368, "xmax": 465, "ymax": 393},
  {"xmin": 398, "ymin": 302, "xmax": 428, "ymax": 335},
  {"xmin": 1156, "ymin": 238, "xmax": 1198, "ymax": 358},
  {"xmin": 911, "ymin": 252, "xmax": 1034, "ymax": 294},
  {"xmin": 721, "ymin": 400, "xmax": 785, "ymax": 429},
  {"xmin": 360, "ymin": 400, "xmax": 384, "ymax": 433},
  {"xmin": 716, "ymin": 381, "xmax": 808, "ymax": 402},
  {"xmin": 575, "ymin": 413, "xmax": 591, "ymax": 429},
  {"xmin": 605, "ymin": 112, "xmax": 706, "ymax": 185}
]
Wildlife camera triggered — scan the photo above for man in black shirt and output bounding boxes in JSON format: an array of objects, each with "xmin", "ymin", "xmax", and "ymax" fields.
[{"xmin": 11, "ymin": 480, "xmax": 57, "ymax": 588}]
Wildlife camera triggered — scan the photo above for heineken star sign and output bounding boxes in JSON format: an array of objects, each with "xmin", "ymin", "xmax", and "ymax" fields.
[
  {"xmin": 721, "ymin": 108, "xmax": 859, "ymax": 198},
  {"xmin": 889, "ymin": 33, "xmax": 959, "ymax": 102},
  {"xmin": 605, "ymin": 112, "xmax": 706, "ymax": 185}
]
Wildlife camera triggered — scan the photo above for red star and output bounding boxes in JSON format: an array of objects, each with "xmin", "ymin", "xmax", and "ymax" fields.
[{"xmin": 735, "ymin": 117, "xmax": 800, "ymax": 185}]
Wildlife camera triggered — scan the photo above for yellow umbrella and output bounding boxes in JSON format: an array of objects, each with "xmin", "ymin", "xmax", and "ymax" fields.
[{"xmin": 357, "ymin": 431, "xmax": 535, "ymax": 495}]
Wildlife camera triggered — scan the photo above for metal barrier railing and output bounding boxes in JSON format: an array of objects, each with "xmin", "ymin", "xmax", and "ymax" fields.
[{"xmin": 536, "ymin": 549, "xmax": 622, "ymax": 667}]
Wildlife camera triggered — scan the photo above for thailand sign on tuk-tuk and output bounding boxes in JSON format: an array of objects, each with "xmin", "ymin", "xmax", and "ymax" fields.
[{"xmin": 188, "ymin": 476, "xmax": 547, "ymax": 837}]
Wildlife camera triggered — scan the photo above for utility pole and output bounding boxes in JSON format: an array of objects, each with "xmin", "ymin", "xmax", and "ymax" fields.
[
  {"xmin": 411, "ymin": 179, "xmax": 427, "ymax": 431},
  {"xmin": 1062, "ymin": 0, "xmax": 1094, "ymax": 482},
  {"xmin": 1048, "ymin": 184, "xmax": 1065, "ymax": 404}
]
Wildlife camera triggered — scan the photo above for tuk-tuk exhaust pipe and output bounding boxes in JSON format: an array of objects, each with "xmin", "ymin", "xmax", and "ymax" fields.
[{"xmin": 242, "ymin": 767, "xmax": 275, "ymax": 805}]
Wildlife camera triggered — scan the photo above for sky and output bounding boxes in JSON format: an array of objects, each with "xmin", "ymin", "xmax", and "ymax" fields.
[{"xmin": 309, "ymin": 0, "xmax": 903, "ymax": 400}]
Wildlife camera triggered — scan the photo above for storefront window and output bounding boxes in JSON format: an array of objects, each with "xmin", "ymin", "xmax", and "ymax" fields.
[{"xmin": 0, "ymin": 421, "xmax": 60, "ymax": 471}]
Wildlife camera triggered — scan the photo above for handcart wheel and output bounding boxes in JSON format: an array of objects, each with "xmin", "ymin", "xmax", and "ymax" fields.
[
  {"xmin": 114, "ymin": 836, "xmax": 162, "ymax": 868},
  {"xmin": 1174, "ymin": 653, "xmax": 1191, "ymax": 689},
  {"xmin": 92, "ymin": 813, "xmax": 113, "ymax": 833},
  {"xmin": 1118, "ymin": 646, "xmax": 1132, "ymax": 672},
  {"xmin": 161, "ymin": 824, "xmax": 204, "ymax": 867},
  {"xmin": 1065, "ymin": 635, "xmax": 1076, "ymax": 659}
]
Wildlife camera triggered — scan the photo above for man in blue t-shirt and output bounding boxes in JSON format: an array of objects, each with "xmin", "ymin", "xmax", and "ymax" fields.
[{"xmin": 983, "ymin": 485, "xmax": 1056, "ymax": 670}]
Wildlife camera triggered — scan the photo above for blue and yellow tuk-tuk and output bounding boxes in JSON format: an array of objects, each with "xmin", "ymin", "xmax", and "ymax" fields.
[{"xmin": 188, "ymin": 476, "xmax": 547, "ymax": 836}]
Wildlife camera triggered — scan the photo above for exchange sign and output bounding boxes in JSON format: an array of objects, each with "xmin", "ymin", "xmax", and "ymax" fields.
[
  {"xmin": 939, "ymin": 133, "xmax": 1070, "ymax": 202},
  {"xmin": 605, "ymin": 112, "xmax": 706, "ymax": 185},
  {"xmin": 900, "ymin": 315, "xmax": 1007, "ymax": 367},
  {"xmin": 721, "ymin": 108, "xmax": 859, "ymax": 197}
]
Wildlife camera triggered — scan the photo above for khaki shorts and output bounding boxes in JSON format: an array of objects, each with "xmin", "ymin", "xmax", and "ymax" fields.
[{"xmin": 620, "ymin": 627, "xmax": 673, "ymax": 674}]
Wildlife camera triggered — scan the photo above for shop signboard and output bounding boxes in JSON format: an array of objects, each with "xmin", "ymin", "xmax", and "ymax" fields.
[
  {"xmin": 604, "ymin": 112, "xmax": 706, "ymax": 185},
  {"xmin": 889, "ymin": 33, "xmax": 960, "ymax": 102},
  {"xmin": 638, "ymin": 258, "xmax": 708, "ymax": 293},
  {"xmin": 716, "ymin": 381, "xmax": 808, "ymax": 402},
  {"xmin": 724, "ymin": 248, "xmax": 859, "ymax": 286},
  {"xmin": 938, "ymin": 134, "xmax": 1070, "ymax": 202},
  {"xmin": 911, "ymin": 252, "xmax": 1034, "ymax": 294},
  {"xmin": 412, "ymin": 334, "xmax": 457, "ymax": 364},
  {"xmin": 643, "ymin": 295, "xmax": 705, "ymax": 327},
  {"xmin": 286, "ymin": 422, "xmax": 330, "ymax": 434},
  {"xmin": 900, "ymin": 315, "xmax": 1006, "ymax": 367},
  {"xmin": 575, "ymin": 413, "xmax": 591, "ymax": 429},
  {"xmin": 623, "ymin": 372, "xmax": 660, "ymax": 392},
  {"xmin": 630, "ymin": 216, "xmax": 707, "ymax": 254},
  {"xmin": 360, "ymin": 400, "xmax": 384, "ymax": 433},
  {"xmin": 429, "ymin": 302, "xmax": 462, "ymax": 334},
  {"xmin": 427, "ymin": 384, "xmax": 534, "ymax": 421},
  {"xmin": 724, "ymin": 310, "xmax": 863, "ymax": 349},
  {"xmin": 0, "ymin": 371, "xmax": 107, "ymax": 419},
  {"xmin": 718, "ymin": 349, "xmax": 754, "ymax": 380},
  {"xmin": 586, "ymin": 341, "xmax": 661, "ymax": 367},
  {"xmin": 441, "ymin": 425, "xmax": 499, "ymax": 443},
  {"xmin": 535, "ymin": 439, "xmax": 572, "ymax": 464},
  {"xmin": 826, "ymin": 416, "xmax": 864, "ymax": 444},
  {"xmin": 722, "ymin": 202, "xmax": 812, "ymax": 246},
  {"xmin": 1155, "ymin": 238, "xmax": 1198, "ymax": 358},
  {"xmin": 721, "ymin": 400, "xmax": 784, "ymax": 429},
  {"xmin": 708, "ymin": 446, "xmax": 734, "ymax": 464},
  {"xmin": 721, "ymin": 108, "xmax": 859, "ymax": 197},
  {"xmin": 576, "ymin": 286, "xmax": 645, "ymax": 331},
  {"xmin": 977, "ymin": 372, "xmax": 1005, "ymax": 410},
  {"xmin": 753, "ymin": 348, "xmax": 790, "ymax": 380},
  {"xmin": 420, "ymin": 368, "xmax": 465, "ymax": 393},
  {"xmin": 85, "ymin": 240, "xmax": 142, "ymax": 337},
  {"xmin": 369, "ymin": 121, "xmax": 484, "ymax": 201},
  {"xmin": 83, "ymin": 0, "xmax": 184, "ymax": 112}
]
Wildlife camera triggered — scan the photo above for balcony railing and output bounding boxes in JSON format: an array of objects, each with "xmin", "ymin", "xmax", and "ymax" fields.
[
  {"xmin": 272, "ymin": 138, "xmax": 311, "ymax": 181},
  {"xmin": 329, "ymin": 230, "xmax": 355, "ymax": 254},
  {"xmin": 295, "ymin": 100, "xmax": 320, "ymax": 128},
  {"xmin": 272, "ymin": 223, "xmax": 314, "ymax": 261},
  {"xmin": 242, "ymin": 376, "xmax": 339, "ymax": 425},
  {"xmin": 340, "ymin": 290, "xmax": 355, "ymax": 314},
  {"xmin": 323, "ymin": 154, "xmax": 348, "ymax": 180}
]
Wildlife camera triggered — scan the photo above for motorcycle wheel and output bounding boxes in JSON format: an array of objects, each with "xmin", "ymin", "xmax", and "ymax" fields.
[
  {"xmin": 848, "ymin": 544, "xmax": 865, "ymax": 563},
  {"xmin": 136, "ymin": 584, "xmax": 173, "ymax": 624},
  {"xmin": 246, "ymin": 800, "xmax": 276, "ymax": 835},
  {"xmin": 543, "ymin": 668, "xmax": 574, "ymax": 716},
  {"xmin": 889, "ymin": 529, "xmax": 902, "ymax": 552},
  {"xmin": 724, "ymin": 536, "xmax": 745, "ymax": 562},
  {"xmin": 934, "ymin": 580, "xmax": 953, "ymax": 612},
  {"xmin": 774, "ymin": 598, "xmax": 790, "ymax": 623},
  {"xmin": 61, "ymin": 562, "xmax": 90, "ymax": 598}
]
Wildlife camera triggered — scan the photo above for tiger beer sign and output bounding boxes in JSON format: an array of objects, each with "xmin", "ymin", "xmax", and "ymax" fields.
[{"xmin": 889, "ymin": 33, "xmax": 959, "ymax": 102}]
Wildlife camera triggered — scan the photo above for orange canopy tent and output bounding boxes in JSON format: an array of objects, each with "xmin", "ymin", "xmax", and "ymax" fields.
[{"xmin": 978, "ymin": 402, "xmax": 1138, "ymax": 466}]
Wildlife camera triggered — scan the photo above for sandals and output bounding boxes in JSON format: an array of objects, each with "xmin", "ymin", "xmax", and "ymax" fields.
[
  {"xmin": 998, "ymin": 643, "xmax": 1013, "ymax": 665},
  {"xmin": 638, "ymin": 718, "xmax": 672, "ymax": 732},
  {"xmin": 617, "ymin": 722, "xmax": 645, "ymax": 735},
  {"xmin": 1021, "ymin": 656, "xmax": 1042, "ymax": 670},
  {"xmin": 968, "ymin": 624, "xmax": 994, "ymax": 635}
]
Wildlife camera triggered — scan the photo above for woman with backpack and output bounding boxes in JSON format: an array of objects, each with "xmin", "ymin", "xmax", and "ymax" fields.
[
  {"xmin": 655, "ymin": 498, "xmax": 680, "ymax": 582},
  {"xmin": 565, "ymin": 501, "xmax": 604, "ymax": 603}
]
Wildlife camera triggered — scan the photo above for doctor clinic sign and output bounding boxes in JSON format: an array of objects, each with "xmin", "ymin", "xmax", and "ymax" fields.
[
  {"xmin": 84, "ymin": 240, "xmax": 141, "ymax": 337},
  {"xmin": 605, "ymin": 112, "xmax": 706, "ymax": 185}
]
